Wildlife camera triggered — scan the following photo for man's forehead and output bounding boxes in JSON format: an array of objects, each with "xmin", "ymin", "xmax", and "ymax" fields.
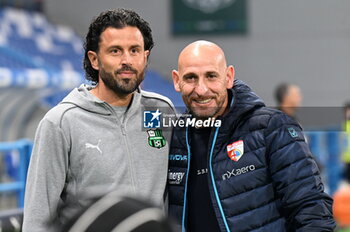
[
  {"xmin": 178, "ymin": 53, "xmax": 225, "ymax": 73},
  {"xmin": 179, "ymin": 64, "xmax": 224, "ymax": 79},
  {"xmin": 99, "ymin": 26, "xmax": 144, "ymax": 45}
]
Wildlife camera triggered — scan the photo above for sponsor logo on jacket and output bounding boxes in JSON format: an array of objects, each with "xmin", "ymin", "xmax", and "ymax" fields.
[
  {"xmin": 168, "ymin": 172, "xmax": 185, "ymax": 185},
  {"xmin": 222, "ymin": 165, "xmax": 256, "ymax": 180},
  {"xmin": 287, "ymin": 127, "xmax": 299, "ymax": 138},
  {"xmin": 169, "ymin": 154, "xmax": 187, "ymax": 161}
]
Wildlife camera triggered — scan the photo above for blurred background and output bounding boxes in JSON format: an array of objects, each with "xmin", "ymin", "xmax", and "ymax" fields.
[{"xmin": 0, "ymin": 0, "xmax": 350, "ymax": 231}]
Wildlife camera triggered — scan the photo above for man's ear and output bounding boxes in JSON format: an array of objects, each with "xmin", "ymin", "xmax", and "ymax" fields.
[
  {"xmin": 172, "ymin": 70, "xmax": 181, "ymax": 92},
  {"xmin": 88, "ymin": 51, "xmax": 99, "ymax": 70},
  {"xmin": 226, "ymin": 65, "xmax": 235, "ymax": 89},
  {"xmin": 144, "ymin": 50, "xmax": 150, "ymax": 61}
]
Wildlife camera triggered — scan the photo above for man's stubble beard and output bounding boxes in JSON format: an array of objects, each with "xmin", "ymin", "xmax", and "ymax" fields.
[
  {"xmin": 182, "ymin": 95, "xmax": 225, "ymax": 120},
  {"xmin": 100, "ymin": 66, "xmax": 145, "ymax": 96}
]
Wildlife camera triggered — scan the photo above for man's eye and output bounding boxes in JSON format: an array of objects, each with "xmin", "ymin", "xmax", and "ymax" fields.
[
  {"xmin": 184, "ymin": 75, "xmax": 196, "ymax": 81},
  {"xmin": 131, "ymin": 48, "xmax": 139, "ymax": 53},
  {"xmin": 208, "ymin": 74, "xmax": 217, "ymax": 79},
  {"xmin": 111, "ymin": 49, "xmax": 120, "ymax": 54}
]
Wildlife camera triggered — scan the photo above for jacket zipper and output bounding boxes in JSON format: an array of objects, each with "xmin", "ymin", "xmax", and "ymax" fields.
[
  {"xmin": 182, "ymin": 126, "xmax": 192, "ymax": 232},
  {"xmin": 121, "ymin": 114, "xmax": 137, "ymax": 194},
  {"xmin": 104, "ymin": 103, "xmax": 137, "ymax": 193},
  {"xmin": 208, "ymin": 127, "xmax": 231, "ymax": 232}
]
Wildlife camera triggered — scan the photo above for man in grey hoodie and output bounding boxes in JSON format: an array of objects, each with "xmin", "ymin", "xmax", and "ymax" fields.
[{"xmin": 23, "ymin": 9, "xmax": 175, "ymax": 231}]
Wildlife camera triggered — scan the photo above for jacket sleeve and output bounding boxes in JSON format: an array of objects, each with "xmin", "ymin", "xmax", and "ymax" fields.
[
  {"xmin": 264, "ymin": 113, "xmax": 336, "ymax": 232},
  {"xmin": 22, "ymin": 118, "xmax": 69, "ymax": 232}
]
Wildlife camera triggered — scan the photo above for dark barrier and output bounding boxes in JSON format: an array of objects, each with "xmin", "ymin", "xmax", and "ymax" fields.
[{"xmin": 0, "ymin": 208, "xmax": 22, "ymax": 231}]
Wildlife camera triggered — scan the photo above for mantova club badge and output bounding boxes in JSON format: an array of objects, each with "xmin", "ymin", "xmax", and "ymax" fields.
[
  {"xmin": 227, "ymin": 140, "xmax": 244, "ymax": 161},
  {"xmin": 147, "ymin": 129, "xmax": 166, "ymax": 149}
]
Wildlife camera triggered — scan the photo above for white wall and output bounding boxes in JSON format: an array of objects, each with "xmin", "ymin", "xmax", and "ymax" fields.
[{"xmin": 45, "ymin": 0, "xmax": 350, "ymax": 106}]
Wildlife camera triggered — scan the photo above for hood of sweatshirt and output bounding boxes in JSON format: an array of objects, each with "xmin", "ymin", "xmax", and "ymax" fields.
[{"xmin": 60, "ymin": 84, "xmax": 142, "ymax": 116}]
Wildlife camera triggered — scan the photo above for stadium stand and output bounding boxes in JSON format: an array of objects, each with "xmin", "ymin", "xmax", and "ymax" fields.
[
  {"xmin": 0, "ymin": 7, "xmax": 85, "ymax": 141},
  {"xmin": 0, "ymin": 7, "xmax": 84, "ymax": 89}
]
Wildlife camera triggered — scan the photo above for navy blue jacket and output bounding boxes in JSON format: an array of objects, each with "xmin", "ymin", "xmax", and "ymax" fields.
[{"xmin": 168, "ymin": 80, "xmax": 335, "ymax": 232}]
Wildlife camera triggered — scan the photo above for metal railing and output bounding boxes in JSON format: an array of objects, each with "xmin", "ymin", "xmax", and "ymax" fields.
[
  {"xmin": 306, "ymin": 131, "xmax": 344, "ymax": 195},
  {"xmin": 0, "ymin": 139, "xmax": 32, "ymax": 208},
  {"xmin": 0, "ymin": 132, "xmax": 345, "ymax": 208}
]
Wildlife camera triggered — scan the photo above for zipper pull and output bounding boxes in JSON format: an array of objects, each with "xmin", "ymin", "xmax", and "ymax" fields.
[{"xmin": 121, "ymin": 124, "xmax": 126, "ymax": 135}]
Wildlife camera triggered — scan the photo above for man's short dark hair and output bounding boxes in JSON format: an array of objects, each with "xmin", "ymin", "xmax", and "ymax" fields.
[
  {"xmin": 274, "ymin": 83, "xmax": 290, "ymax": 105},
  {"xmin": 344, "ymin": 101, "xmax": 350, "ymax": 109},
  {"xmin": 344, "ymin": 101, "xmax": 350, "ymax": 110},
  {"xmin": 83, "ymin": 8, "xmax": 154, "ymax": 84}
]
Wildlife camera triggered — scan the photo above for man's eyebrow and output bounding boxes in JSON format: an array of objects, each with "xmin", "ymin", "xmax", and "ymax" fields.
[
  {"xmin": 106, "ymin": 44, "xmax": 142, "ymax": 50},
  {"xmin": 206, "ymin": 71, "xmax": 219, "ymax": 76},
  {"xmin": 107, "ymin": 45, "xmax": 123, "ymax": 50},
  {"xmin": 130, "ymin": 45, "xmax": 142, "ymax": 49}
]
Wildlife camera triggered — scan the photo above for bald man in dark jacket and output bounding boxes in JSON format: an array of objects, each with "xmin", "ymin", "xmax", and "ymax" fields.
[{"xmin": 168, "ymin": 40, "xmax": 335, "ymax": 232}]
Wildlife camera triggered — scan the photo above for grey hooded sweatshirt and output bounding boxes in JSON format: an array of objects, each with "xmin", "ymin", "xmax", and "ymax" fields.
[{"xmin": 22, "ymin": 85, "xmax": 175, "ymax": 232}]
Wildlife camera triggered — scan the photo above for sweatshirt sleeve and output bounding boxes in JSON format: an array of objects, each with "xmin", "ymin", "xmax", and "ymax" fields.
[
  {"xmin": 22, "ymin": 118, "xmax": 69, "ymax": 232},
  {"xmin": 264, "ymin": 113, "xmax": 336, "ymax": 232}
]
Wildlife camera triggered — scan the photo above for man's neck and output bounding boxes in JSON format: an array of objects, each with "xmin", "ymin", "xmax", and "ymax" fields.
[
  {"xmin": 280, "ymin": 105, "xmax": 296, "ymax": 117},
  {"xmin": 90, "ymin": 84, "xmax": 133, "ymax": 107}
]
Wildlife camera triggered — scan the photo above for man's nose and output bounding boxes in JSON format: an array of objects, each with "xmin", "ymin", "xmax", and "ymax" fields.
[
  {"xmin": 194, "ymin": 78, "xmax": 208, "ymax": 95},
  {"xmin": 121, "ymin": 52, "xmax": 132, "ymax": 65}
]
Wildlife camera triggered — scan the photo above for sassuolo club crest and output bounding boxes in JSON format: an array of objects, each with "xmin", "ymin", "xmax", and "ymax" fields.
[{"xmin": 147, "ymin": 129, "xmax": 166, "ymax": 149}]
